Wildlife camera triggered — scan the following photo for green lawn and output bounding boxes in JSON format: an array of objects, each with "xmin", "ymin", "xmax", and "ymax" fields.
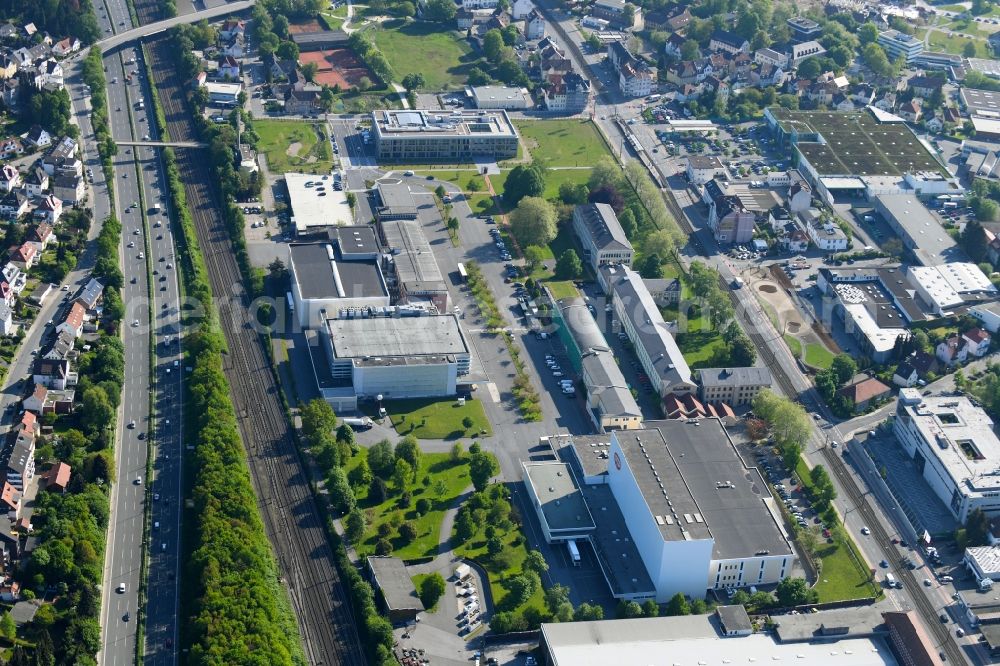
[
  {"xmin": 784, "ymin": 335, "xmax": 803, "ymax": 359},
  {"xmin": 676, "ymin": 313, "xmax": 727, "ymax": 368},
  {"xmin": 348, "ymin": 452, "xmax": 471, "ymax": 560},
  {"xmin": 326, "ymin": 91, "xmax": 400, "ymax": 114},
  {"xmin": 254, "ymin": 119, "xmax": 334, "ymax": 173},
  {"xmin": 412, "ymin": 170, "xmax": 484, "ymax": 189},
  {"xmin": 370, "ymin": 20, "xmax": 474, "ymax": 90},
  {"xmin": 542, "ymin": 169, "xmax": 591, "ymax": 200},
  {"xmin": 804, "ymin": 343, "xmax": 835, "ymax": 370},
  {"xmin": 924, "ymin": 28, "xmax": 990, "ymax": 57},
  {"xmin": 386, "ymin": 398, "xmax": 493, "ymax": 440},
  {"xmin": 545, "ymin": 280, "xmax": 578, "ymax": 300},
  {"xmin": 514, "ymin": 119, "xmax": 611, "ymax": 167}
]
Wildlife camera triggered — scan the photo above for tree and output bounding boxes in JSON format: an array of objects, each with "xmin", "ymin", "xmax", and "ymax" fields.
[
  {"xmin": 729, "ymin": 335, "xmax": 757, "ymax": 366},
  {"xmin": 419, "ymin": 572, "xmax": 446, "ymax": 608},
  {"xmin": 642, "ymin": 230, "xmax": 675, "ymax": 262},
  {"xmin": 960, "ymin": 219, "xmax": 989, "ymax": 263},
  {"xmin": 301, "ymin": 399, "xmax": 337, "ymax": 443},
  {"xmin": 336, "ymin": 423, "xmax": 357, "ymax": 449},
  {"xmin": 797, "ymin": 57, "xmax": 821, "ymax": 79},
  {"xmin": 450, "ymin": 441, "xmax": 465, "ymax": 462},
  {"xmin": 469, "ymin": 451, "xmax": 500, "ymax": 491},
  {"xmin": 369, "ymin": 477, "xmax": 388, "ymax": 504},
  {"xmin": 588, "ymin": 183, "xmax": 625, "ymax": 212},
  {"xmin": 575, "ymin": 603, "xmax": 604, "ymax": 621},
  {"xmin": 483, "ymin": 29, "xmax": 505, "ymax": 62},
  {"xmin": 861, "ymin": 43, "xmax": 892, "ymax": 78},
  {"xmin": 642, "ymin": 599, "xmax": 660, "ymax": 617},
  {"xmin": 524, "ymin": 549, "xmax": 549, "ymax": 576},
  {"xmin": 0, "ymin": 612, "xmax": 14, "ymax": 640},
  {"xmin": 328, "ymin": 467, "xmax": 356, "ymax": 514},
  {"xmin": 664, "ymin": 592, "xmax": 691, "ymax": 616},
  {"xmin": 491, "ymin": 610, "xmax": 527, "ymax": 633},
  {"xmin": 775, "ymin": 577, "xmax": 817, "ymax": 607},
  {"xmin": 348, "ymin": 457, "xmax": 372, "ymax": 487},
  {"xmin": 544, "ymin": 583, "xmax": 570, "ymax": 611},
  {"xmin": 398, "ymin": 521, "xmax": 418, "ymax": 542},
  {"xmin": 367, "ymin": 439, "xmax": 396, "ymax": 478},
  {"xmin": 510, "ymin": 197, "xmax": 557, "ymax": 248},
  {"xmin": 524, "ymin": 245, "xmax": 547, "ymax": 272},
  {"xmin": 559, "ymin": 181, "xmax": 588, "ymax": 205},
  {"xmin": 967, "ymin": 508, "xmax": 991, "ymax": 546},
  {"xmin": 391, "ymin": 458, "xmax": 412, "ymax": 493},
  {"xmin": 858, "ymin": 22, "xmax": 879, "ymax": 45},
  {"xmin": 638, "ymin": 253, "xmax": 664, "ymax": 279},
  {"xmin": 680, "ymin": 39, "xmax": 700, "ymax": 61},
  {"xmin": 301, "ymin": 61, "xmax": 319, "ymax": 82},
  {"xmin": 505, "ymin": 572, "xmax": 540, "ymax": 607},
  {"xmin": 555, "ymin": 249, "xmax": 583, "ymax": 280},
  {"xmin": 616, "ymin": 600, "xmax": 644, "ymax": 618},
  {"xmin": 395, "ymin": 436, "xmax": 422, "ymax": 478},
  {"xmin": 462, "ymin": 415, "xmax": 474, "ymax": 430},
  {"xmin": 504, "ymin": 164, "xmax": 546, "ymax": 206},
  {"xmin": 455, "ymin": 508, "xmax": 476, "ymax": 542},
  {"xmin": 424, "ymin": 0, "xmax": 457, "ymax": 22},
  {"xmin": 831, "ymin": 354, "xmax": 858, "ymax": 385},
  {"xmin": 344, "ymin": 508, "xmax": 366, "ymax": 542},
  {"xmin": 401, "ymin": 73, "xmax": 425, "ymax": 91},
  {"xmin": 589, "ymin": 156, "xmax": 623, "ymax": 191}
]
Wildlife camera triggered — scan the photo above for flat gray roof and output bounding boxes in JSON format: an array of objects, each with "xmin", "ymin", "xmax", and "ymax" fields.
[
  {"xmin": 874, "ymin": 193, "xmax": 959, "ymax": 265},
  {"xmin": 716, "ymin": 605, "xmax": 752, "ymax": 633},
  {"xmin": 961, "ymin": 87, "xmax": 1000, "ymax": 116},
  {"xmin": 286, "ymin": 172, "xmax": 353, "ymax": 232},
  {"xmin": 581, "ymin": 352, "xmax": 642, "ymax": 419},
  {"xmin": 523, "ymin": 462, "xmax": 595, "ymax": 533},
  {"xmin": 329, "ymin": 225, "xmax": 380, "ymax": 256},
  {"xmin": 698, "ymin": 366, "xmax": 772, "ymax": 388},
  {"xmin": 373, "ymin": 109, "xmax": 518, "ymax": 139},
  {"xmin": 379, "ymin": 219, "xmax": 446, "ymax": 292},
  {"xmin": 326, "ymin": 314, "xmax": 469, "ymax": 360},
  {"xmin": 624, "ymin": 420, "xmax": 791, "ymax": 559},
  {"xmin": 368, "ymin": 556, "xmax": 424, "ymax": 613},
  {"xmin": 581, "ymin": 483, "xmax": 656, "ymax": 598},
  {"xmin": 376, "ymin": 181, "xmax": 417, "ymax": 217},
  {"xmin": 289, "ymin": 243, "xmax": 387, "ymax": 300},
  {"xmin": 560, "ymin": 433, "xmax": 613, "ymax": 479},
  {"xmin": 773, "ymin": 605, "xmax": 887, "ymax": 642}
]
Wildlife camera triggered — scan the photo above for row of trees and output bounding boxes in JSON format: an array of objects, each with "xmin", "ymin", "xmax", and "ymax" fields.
[
  {"xmin": 752, "ymin": 390, "xmax": 812, "ymax": 469},
  {"xmin": 815, "ymin": 353, "xmax": 861, "ymax": 417},
  {"xmin": 81, "ymin": 47, "xmax": 118, "ymax": 196},
  {"xmin": 348, "ymin": 33, "xmax": 393, "ymax": 88},
  {"xmin": 148, "ymin": 52, "xmax": 305, "ymax": 663}
]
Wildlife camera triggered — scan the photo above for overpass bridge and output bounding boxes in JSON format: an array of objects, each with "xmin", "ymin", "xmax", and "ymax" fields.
[
  {"xmin": 90, "ymin": 0, "xmax": 255, "ymax": 53},
  {"xmin": 119, "ymin": 140, "xmax": 206, "ymax": 148}
]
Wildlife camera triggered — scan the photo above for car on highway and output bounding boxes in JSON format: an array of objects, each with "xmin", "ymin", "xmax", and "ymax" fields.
[
  {"xmin": 117, "ymin": 583, "xmax": 126, "ymax": 593},
  {"xmin": 135, "ymin": 476, "xmax": 142, "ymax": 485},
  {"xmin": 132, "ymin": 319, "xmax": 139, "ymax": 327},
  {"xmin": 860, "ymin": 526, "xmax": 870, "ymax": 535},
  {"xmin": 128, "ymin": 420, "xmax": 135, "ymax": 429}
]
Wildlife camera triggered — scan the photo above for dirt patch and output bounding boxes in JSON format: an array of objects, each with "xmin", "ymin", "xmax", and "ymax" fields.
[
  {"xmin": 299, "ymin": 48, "xmax": 375, "ymax": 89},
  {"xmin": 759, "ymin": 284, "xmax": 777, "ymax": 294},
  {"xmin": 288, "ymin": 20, "xmax": 325, "ymax": 34},
  {"xmin": 787, "ymin": 321, "xmax": 801, "ymax": 333},
  {"xmin": 286, "ymin": 141, "xmax": 303, "ymax": 157}
]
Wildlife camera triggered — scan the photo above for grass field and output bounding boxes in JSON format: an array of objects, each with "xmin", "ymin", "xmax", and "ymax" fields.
[
  {"xmin": 255, "ymin": 119, "xmax": 334, "ymax": 173},
  {"xmin": 784, "ymin": 335, "xmax": 803, "ymax": 359},
  {"xmin": 371, "ymin": 20, "xmax": 474, "ymax": 90},
  {"xmin": 327, "ymin": 91, "xmax": 400, "ymax": 114},
  {"xmin": 514, "ymin": 120, "xmax": 610, "ymax": 167},
  {"xmin": 676, "ymin": 313, "xmax": 728, "ymax": 368},
  {"xmin": 804, "ymin": 343, "xmax": 835, "ymax": 370},
  {"xmin": 386, "ymin": 398, "xmax": 493, "ymax": 440},
  {"xmin": 545, "ymin": 280, "xmax": 579, "ymax": 300},
  {"xmin": 348, "ymin": 452, "xmax": 471, "ymax": 560}
]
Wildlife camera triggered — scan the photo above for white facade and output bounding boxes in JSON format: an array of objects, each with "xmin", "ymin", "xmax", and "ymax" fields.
[
  {"xmin": 351, "ymin": 360, "xmax": 458, "ymax": 399},
  {"xmin": 620, "ymin": 68, "xmax": 655, "ymax": 98},
  {"xmin": 606, "ymin": 434, "xmax": 715, "ymax": 601},
  {"xmin": 970, "ymin": 302, "xmax": 1000, "ymax": 333},
  {"xmin": 511, "ymin": 0, "xmax": 533, "ymax": 20}
]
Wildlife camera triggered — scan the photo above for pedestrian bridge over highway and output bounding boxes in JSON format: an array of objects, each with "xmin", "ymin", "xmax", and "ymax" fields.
[
  {"xmin": 119, "ymin": 140, "xmax": 206, "ymax": 148},
  {"xmin": 91, "ymin": 0, "xmax": 255, "ymax": 53}
]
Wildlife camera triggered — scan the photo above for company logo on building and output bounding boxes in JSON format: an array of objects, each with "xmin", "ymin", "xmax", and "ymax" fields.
[{"xmin": 613, "ymin": 451, "xmax": 621, "ymax": 470}]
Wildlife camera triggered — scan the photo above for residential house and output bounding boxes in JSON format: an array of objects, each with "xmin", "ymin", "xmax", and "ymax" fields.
[
  {"xmin": 0, "ymin": 54, "xmax": 15, "ymax": 82},
  {"xmin": 540, "ymin": 71, "xmax": 591, "ymax": 114},
  {"xmin": 43, "ymin": 329, "xmax": 75, "ymax": 361},
  {"xmin": 704, "ymin": 74, "xmax": 730, "ymax": 102},
  {"xmin": 218, "ymin": 55, "xmax": 240, "ymax": 80},
  {"xmin": 572, "ymin": 203, "xmax": 634, "ymax": 272},
  {"xmin": 0, "ymin": 191, "xmax": 27, "ymax": 220},
  {"xmin": 0, "ymin": 137, "xmax": 22, "ymax": 159},
  {"xmin": 908, "ymin": 75, "xmax": 944, "ymax": 99},
  {"xmin": 962, "ymin": 327, "xmax": 992, "ymax": 357},
  {"xmin": 22, "ymin": 167, "xmax": 47, "ymax": 197},
  {"xmin": 42, "ymin": 462, "xmax": 70, "ymax": 493},
  {"xmin": 27, "ymin": 223, "xmax": 54, "ymax": 251},
  {"xmin": 873, "ymin": 92, "xmax": 897, "ymax": 111},
  {"xmin": 0, "ymin": 24, "xmax": 16, "ymax": 41},
  {"xmin": 74, "ymin": 278, "xmax": 103, "ymax": 311},
  {"xmin": 892, "ymin": 360, "xmax": 920, "ymax": 388},
  {"xmin": 754, "ymin": 47, "xmax": 788, "ymax": 69},
  {"xmin": 643, "ymin": 277, "xmax": 681, "ymax": 307},
  {"xmin": 22, "ymin": 23, "xmax": 36, "ymax": 38},
  {"xmin": 33, "ymin": 357, "xmax": 75, "ymax": 390},
  {"xmin": 456, "ymin": 8, "xmax": 476, "ymax": 29},
  {"xmin": 0, "ymin": 165, "xmax": 19, "ymax": 193},
  {"xmin": 925, "ymin": 115, "xmax": 943, "ymax": 133},
  {"xmin": 9, "ymin": 243, "xmax": 38, "ymax": 271},
  {"xmin": 936, "ymin": 335, "xmax": 968, "ymax": 366},
  {"xmin": 787, "ymin": 179, "xmax": 811, "ymax": 213},
  {"xmin": 607, "ymin": 41, "xmax": 655, "ymax": 98},
  {"xmin": 591, "ymin": 0, "xmax": 643, "ymax": 30},
  {"xmin": 665, "ymin": 6, "xmax": 692, "ymax": 33},
  {"xmin": 538, "ymin": 37, "xmax": 572, "ymax": 76},
  {"xmin": 24, "ymin": 125, "xmax": 52, "ymax": 149},
  {"xmin": 33, "ymin": 194, "xmax": 61, "ymax": 223},
  {"xmin": 0, "ymin": 302, "xmax": 11, "ymax": 336},
  {"xmin": 219, "ymin": 19, "xmax": 246, "ymax": 40},
  {"xmin": 703, "ymin": 180, "xmax": 754, "ymax": 245},
  {"xmin": 52, "ymin": 174, "xmax": 84, "ymax": 204},
  {"xmin": 781, "ymin": 225, "xmax": 809, "ymax": 253},
  {"xmin": 511, "ymin": 0, "xmax": 534, "ymax": 20},
  {"xmin": 28, "ymin": 58, "xmax": 63, "ymax": 89},
  {"xmin": 525, "ymin": 9, "xmax": 545, "ymax": 40},
  {"xmin": 0, "ymin": 279, "xmax": 9, "ymax": 306},
  {"xmin": 22, "ymin": 385, "xmax": 47, "ymax": 414},
  {"xmin": 461, "ymin": 0, "xmax": 499, "ymax": 9},
  {"xmin": 798, "ymin": 208, "xmax": 848, "ymax": 251},
  {"xmin": 908, "ymin": 350, "xmax": 940, "ymax": 378},
  {"xmin": 898, "ymin": 98, "xmax": 922, "ymax": 122},
  {"xmin": 837, "ymin": 376, "xmax": 891, "ymax": 412},
  {"xmin": 56, "ymin": 301, "xmax": 85, "ymax": 339},
  {"xmin": 284, "ymin": 88, "xmax": 321, "ymax": 115},
  {"xmin": 5, "ymin": 436, "xmax": 33, "ymax": 491},
  {"xmin": 831, "ymin": 93, "xmax": 855, "ymax": 112},
  {"xmin": 663, "ymin": 32, "xmax": 686, "ymax": 58},
  {"xmin": 709, "ymin": 30, "xmax": 749, "ymax": 55},
  {"xmin": 51, "ymin": 37, "xmax": 80, "ymax": 57},
  {"xmin": 0, "ymin": 482, "xmax": 19, "ymax": 520},
  {"xmin": 791, "ymin": 40, "xmax": 826, "ymax": 65},
  {"xmin": 686, "ymin": 155, "xmax": 727, "ymax": 185},
  {"xmin": 221, "ymin": 35, "xmax": 246, "ymax": 58}
]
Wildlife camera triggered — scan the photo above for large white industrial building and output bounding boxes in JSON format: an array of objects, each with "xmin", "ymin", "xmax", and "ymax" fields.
[
  {"xmin": 524, "ymin": 419, "xmax": 794, "ymax": 602},
  {"xmin": 894, "ymin": 389, "xmax": 1000, "ymax": 522},
  {"xmin": 321, "ymin": 314, "xmax": 470, "ymax": 400}
]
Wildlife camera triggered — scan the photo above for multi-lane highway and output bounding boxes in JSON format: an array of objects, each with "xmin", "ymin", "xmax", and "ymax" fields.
[{"xmin": 88, "ymin": 0, "xmax": 185, "ymax": 664}]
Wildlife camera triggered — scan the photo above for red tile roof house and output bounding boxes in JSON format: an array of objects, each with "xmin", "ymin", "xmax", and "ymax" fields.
[
  {"xmin": 43, "ymin": 462, "xmax": 71, "ymax": 493},
  {"xmin": 57, "ymin": 301, "xmax": 85, "ymax": 338},
  {"xmin": 962, "ymin": 327, "xmax": 991, "ymax": 358},
  {"xmin": 8, "ymin": 242, "xmax": 37, "ymax": 270},
  {"xmin": 838, "ymin": 377, "xmax": 891, "ymax": 413}
]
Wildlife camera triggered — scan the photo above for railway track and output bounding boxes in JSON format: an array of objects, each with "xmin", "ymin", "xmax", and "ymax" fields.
[{"xmin": 142, "ymin": 31, "xmax": 364, "ymax": 666}]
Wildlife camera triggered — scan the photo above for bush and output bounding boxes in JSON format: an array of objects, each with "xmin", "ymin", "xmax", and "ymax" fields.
[{"xmin": 418, "ymin": 572, "xmax": 446, "ymax": 608}]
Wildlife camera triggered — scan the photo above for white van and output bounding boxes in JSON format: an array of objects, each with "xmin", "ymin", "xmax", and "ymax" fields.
[{"xmin": 886, "ymin": 573, "xmax": 899, "ymax": 589}]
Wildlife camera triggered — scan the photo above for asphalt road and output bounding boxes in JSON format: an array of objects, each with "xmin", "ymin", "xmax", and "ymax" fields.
[{"xmin": 89, "ymin": 0, "xmax": 185, "ymax": 664}]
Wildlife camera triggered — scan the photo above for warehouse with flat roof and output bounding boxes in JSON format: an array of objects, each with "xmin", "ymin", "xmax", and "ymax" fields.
[
  {"xmin": 288, "ymin": 241, "xmax": 390, "ymax": 327},
  {"xmin": 378, "ymin": 218, "xmax": 449, "ymax": 312},
  {"xmin": 321, "ymin": 314, "xmax": 470, "ymax": 399},
  {"xmin": 367, "ymin": 556, "xmax": 424, "ymax": 625},
  {"xmin": 872, "ymin": 193, "xmax": 960, "ymax": 266},
  {"xmin": 286, "ymin": 172, "xmax": 353, "ymax": 236},
  {"xmin": 371, "ymin": 109, "xmax": 519, "ymax": 162}
]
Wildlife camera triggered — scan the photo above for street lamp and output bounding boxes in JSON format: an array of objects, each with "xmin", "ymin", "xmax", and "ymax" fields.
[{"xmin": 376, "ymin": 394, "xmax": 384, "ymax": 420}]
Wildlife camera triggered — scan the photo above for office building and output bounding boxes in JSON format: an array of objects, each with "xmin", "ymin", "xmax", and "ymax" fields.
[
  {"xmin": 571, "ymin": 203, "xmax": 634, "ymax": 272},
  {"xmin": 698, "ymin": 367, "xmax": 772, "ymax": 406},
  {"xmin": 894, "ymin": 390, "xmax": 1000, "ymax": 522},
  {"xmin": 469, "ymin": 85, "xmax": 531, "ymax": 110},
  {"xmin": 787, "ymin": 16, "xmax": 821, "ymax": 42},
  {"xmin": 371, "ymin": 109, "xmax": 519, "ymax": 162},
  {"xmin": 877, "ymin": 29, "xmax": 924, "ymax": 64}
]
